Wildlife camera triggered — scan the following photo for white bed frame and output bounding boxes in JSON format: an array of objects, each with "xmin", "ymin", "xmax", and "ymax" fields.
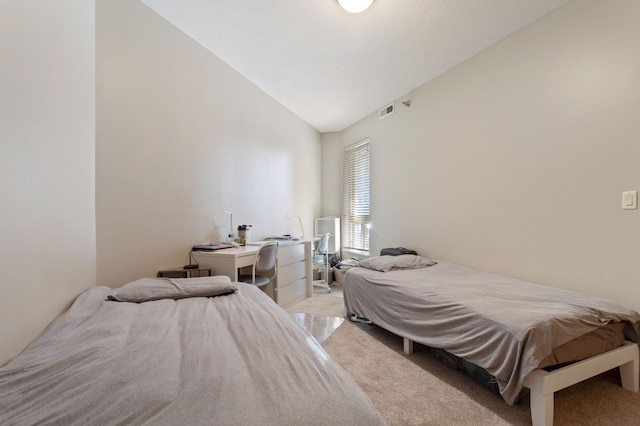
[{"xmin": 403, "ymin": 338, "xmax": 639, "ymax": 426}]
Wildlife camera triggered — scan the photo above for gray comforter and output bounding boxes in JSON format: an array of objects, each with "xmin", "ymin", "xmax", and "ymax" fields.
[
  {"xmin": 0, "ymin": 282, "xmax": 385, "ymax": 425},
  {"xmin": 344, "ymin": 261, "xmax": 640, "ymax": 405}
]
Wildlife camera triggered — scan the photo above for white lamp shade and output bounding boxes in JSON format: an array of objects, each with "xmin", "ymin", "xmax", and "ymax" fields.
[{"xmin": 338, "ymin": 0, "xmax": 374, "ymax": 13}]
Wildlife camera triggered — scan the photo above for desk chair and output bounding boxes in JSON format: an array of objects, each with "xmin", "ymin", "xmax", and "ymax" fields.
[
  {"xmin": 238, "ymin": 242, "xmax": 278, "ymax": 288},
  {"xmin": 313, "ymin": 233, "xmax": 331, "ymax": 293}
]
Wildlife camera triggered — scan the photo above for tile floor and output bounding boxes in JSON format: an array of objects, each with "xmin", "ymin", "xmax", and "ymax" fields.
[
  {"xmin": 289, "ymin": 284, "xmax": 345, "ymax": 344},
  {"xmin": 289, "ymin": 313, "xmax": 344, "ymax": 345}
]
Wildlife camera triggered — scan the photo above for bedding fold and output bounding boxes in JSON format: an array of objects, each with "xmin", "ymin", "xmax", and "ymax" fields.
[{"xmin": 106, "ymin": 275, "xmax": 237, "ymax": 302}]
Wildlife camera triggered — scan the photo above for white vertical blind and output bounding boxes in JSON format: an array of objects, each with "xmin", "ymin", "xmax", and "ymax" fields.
[{"xmin": 343, "ymin": 139, "xmax": 370, "ymax": 253}]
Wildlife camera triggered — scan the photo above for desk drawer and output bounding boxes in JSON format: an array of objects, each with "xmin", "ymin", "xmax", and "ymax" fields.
[
  {"xmin": 279, "ymin": 260, "xmax": 305, "ymax": 284},
  {"xmin": 278, "ymin": 278, "xmax": 306, "ymax": 307},
  {"xmin": 278, "ymin": 243, "xmax": 305, "ymax": 265}
]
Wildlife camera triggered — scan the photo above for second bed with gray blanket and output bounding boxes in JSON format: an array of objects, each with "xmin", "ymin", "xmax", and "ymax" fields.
[{"xmin": 343, "ymin": 257, "xmax": 640, "ymax": 407}]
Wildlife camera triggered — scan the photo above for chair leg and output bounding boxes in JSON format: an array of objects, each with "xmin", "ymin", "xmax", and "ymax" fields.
[
  {"xmin": 313, "ymin": 261, "xmax": 331, "ymax": 293},
  {"xmin": 325, "ymin": 258, "xmax": 331, "ymax": 292},
  {"xmin": 312, "ymin": 251, "xmax": 331, "ymax": 293}
]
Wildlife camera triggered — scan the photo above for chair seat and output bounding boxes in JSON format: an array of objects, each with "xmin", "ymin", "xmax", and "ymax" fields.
[{"xmin": 238, "ymin": 274, "xmax": 271, "ymax": 287}]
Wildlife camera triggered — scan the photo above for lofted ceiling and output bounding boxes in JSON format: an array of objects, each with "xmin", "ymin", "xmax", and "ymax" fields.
[{"xmin": 141, "ymin": 0, "xmax": 570, "ymax": 133}]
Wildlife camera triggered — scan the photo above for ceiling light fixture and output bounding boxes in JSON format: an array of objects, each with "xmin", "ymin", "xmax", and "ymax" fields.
[{"xmin": 338, "ymin": 0, "xmax": 374, "ymax": 13}]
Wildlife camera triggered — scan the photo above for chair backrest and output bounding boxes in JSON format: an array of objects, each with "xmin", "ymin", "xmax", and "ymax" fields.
[
  {"xmin": 255, "ymin": 242, "xmax": 278, "ymax": 277},
  {"xmin": 317, "ymin": 233, "xmax": 330, "ymax": 255}
]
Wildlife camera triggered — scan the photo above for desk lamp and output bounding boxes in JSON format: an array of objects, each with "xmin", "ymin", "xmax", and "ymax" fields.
[
  {"xmin": 286, "ymin": 216, "xmax": 305, "ymax": 240},
  {"xmin": 224, "ymin": 210, "xmax": 235, "ymax": 242}
]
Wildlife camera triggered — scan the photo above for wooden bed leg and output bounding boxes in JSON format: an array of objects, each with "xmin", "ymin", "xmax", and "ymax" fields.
[
  {"xmin": 619, "ymin": 343, "xmax": 639, "ymax": 392},
  {"xmin": 529, "ymin": 389, "xmax": 554, "ymax": 426},
  {"xmin": 522, "ymin": 341, "xmax": 639, "ymax": 426},
  {"xmin": 523, "ymin": 369, "xmax": 554, "ymax": 426},
  {"xmin": 403, "ymin": 337, "xmax": 414, "ymax": 355}
]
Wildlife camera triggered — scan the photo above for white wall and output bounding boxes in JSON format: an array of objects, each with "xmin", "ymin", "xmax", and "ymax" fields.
[
  {"xmin": 324, "ymin": 0, "xmax": 640, "ymax": 309},
  {"xmin": 96, "ymin": 0, "xmax": 321, "ymax": 286},
  {"xmin": 0, "ymin": 0, "xmax": 96, "ymax": 366}
]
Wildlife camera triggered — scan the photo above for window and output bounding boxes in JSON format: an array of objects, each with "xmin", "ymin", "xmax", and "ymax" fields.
[{"xmin": 343, "ymin": 139, "xmax": 370, "ymax": 253}]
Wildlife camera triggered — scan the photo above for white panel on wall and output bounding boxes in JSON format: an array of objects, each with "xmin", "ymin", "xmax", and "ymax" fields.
[{"xmin": 0, "ymin": 0, "xmax": 96, "ymax": 366}]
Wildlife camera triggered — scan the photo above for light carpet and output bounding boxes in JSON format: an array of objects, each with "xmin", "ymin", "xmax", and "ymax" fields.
[{"xmin": 287, "ymin": 290, "xmax": 640, "ymax": 425}]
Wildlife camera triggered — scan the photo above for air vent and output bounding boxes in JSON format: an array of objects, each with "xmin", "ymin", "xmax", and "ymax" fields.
[{"xmin": 379, "ymin": 103, "xmax": 394, "ymax": 119}]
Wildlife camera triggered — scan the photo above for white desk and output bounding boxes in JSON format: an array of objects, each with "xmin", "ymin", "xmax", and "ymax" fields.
[
  {"xmin": 192, "ymin": 241, "xmax": 312, "ymax": 307},
  {"xmin": 192, "ymin": 246, "xmax": 259, "ymax": 281}
]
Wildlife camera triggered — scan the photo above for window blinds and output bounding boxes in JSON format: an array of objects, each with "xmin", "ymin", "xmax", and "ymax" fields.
[{"xmin": 343, "ymin": 139, "xmax": 370, "ymax": 253}]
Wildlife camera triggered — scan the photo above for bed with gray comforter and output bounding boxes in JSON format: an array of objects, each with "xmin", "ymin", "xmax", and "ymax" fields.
[
  {"xmin": 0, "ymin": 277, "xmax": 386, "ymax": 425},
  {"xmin": 343, "ymin": 257, "xmax": 640, "ymax": 405}
]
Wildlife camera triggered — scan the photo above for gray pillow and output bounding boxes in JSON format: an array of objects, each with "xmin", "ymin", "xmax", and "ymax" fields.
[
  {"xmin": 107, "ymin": 276, "xmax": 237, "ymax": 303},
  {"xmin": 359, "ymin": 255, "xmax": 437, "ymax": 272}
]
